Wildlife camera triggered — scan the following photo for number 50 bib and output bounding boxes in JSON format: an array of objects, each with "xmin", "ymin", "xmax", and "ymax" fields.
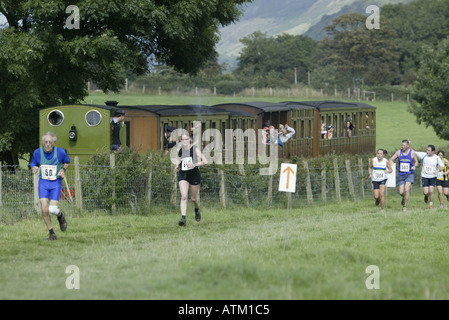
[{"xmin": 41, "ymin": 165, "xmax": 58, "ymax": 180}]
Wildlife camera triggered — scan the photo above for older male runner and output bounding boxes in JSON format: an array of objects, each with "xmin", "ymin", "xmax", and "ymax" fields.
[{"xmin": 30, "ymin": 132, "xmax": 70, "ymax": 240}]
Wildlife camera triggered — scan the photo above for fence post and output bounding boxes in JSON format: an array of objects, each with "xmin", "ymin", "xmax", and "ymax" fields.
[
  {"xmin": 334, "ymin": 158, "xmax": 341, "ymax": 202},
  {"xmin": 0, "ymin": 162, "xmax": 2, "ymax": 222},
  {"xmin": 239, "ymin": 164, "xmax": 249, "ymax": 207},
  {"xmin": 146, "ymin": 155, "xmax": 153, "ymax": 213},
  {"xmin": 33, "ymin": 169, "xmax": 40, "ymax": 213},
  {"xmin": 74, "ymin": 156, "xmax": 83, "ymax": 215},
  {"xmin": 346, "ymin": 160, "xmax": 355, "ymax": 199},
  {"xmin": 321, "ymin": 162, "xmax": 327, "ymax": 203},
  {"xmin": 304, "ymin": 161, "xmax": 313, "ymax": 203},
  {"xmin": 358, "ymin": 158, "xmax": 365, "ymax": 199},
  {"xmin": 110, "ymin": 153, "xmax": 116, "ymax": 214},
  {"xmin": 171, "ymin": 166, "xmax": 177, "ymax": 207},
  {"xmin": 267, "ymin": 175, "xmax": 273, "ymax": 207},
  {"xmin": 219, "ymin": 169, "xmax": 226, "ymax": 209}
]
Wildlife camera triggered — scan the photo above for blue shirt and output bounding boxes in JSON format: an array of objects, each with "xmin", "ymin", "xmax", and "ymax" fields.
[{"xmin": 30, "ymin": 147, "xmax": 71, "ymax": 172}]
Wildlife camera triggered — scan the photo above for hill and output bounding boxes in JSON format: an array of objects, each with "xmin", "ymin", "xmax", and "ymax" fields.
[{"xmin": 217, "ymin": 0, "xmax": 413, "ymax": 70}]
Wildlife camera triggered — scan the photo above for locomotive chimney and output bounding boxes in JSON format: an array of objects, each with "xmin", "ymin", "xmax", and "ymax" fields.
[{"xmin": 105, "ymin": 100, "xmax": 119, "ymax": 107}]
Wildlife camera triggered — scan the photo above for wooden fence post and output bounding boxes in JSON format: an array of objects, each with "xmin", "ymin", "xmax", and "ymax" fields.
[
  {"xmin": 219, "ymin": 169, "xmax": 226, "ymax": 209},
  {"xmin": 171, "ymin": 166, "xmax": 177, "ymax": 207},
  {"xmin": 110, "ymin": 153, "xmax": 116, "ymax": 214},
  {"xmin": 358, "ymin": 158, "xmax": 365, "ymax": 199},
  {"xmin": 334, "ymin": 158, "xmax": 341, "ymax": 201},
  {"xmin": 304, "ymin": 161, "xmax": 313, "ymax": 203},
  {"xmin": 346, "ymin": 160, "xmax": 355, "ymax": 199},
  {"xmin": 33, "ymin": 170, "xmax": 40, "ymax": 213},
  {"xmin": 146, "ymin": 155, "xmax": 153, "ymax": 213},
  {"xmin": 267, "ymin": 175, "xmax": 273, "ymax": 207},
  {"xmin": 321, "ymin": 162, "xmax": 327, "ymax": 203},
  {"xmin": 239, "ymin": 164, "xmax": 249, "ymax": 207},
  {"xmin": 0, "ymin": 162, "xmax": 2, "ymax": 222},
  {"xmin": 74, "ymin": 156, "xmax": 83, "ymax": 215}
]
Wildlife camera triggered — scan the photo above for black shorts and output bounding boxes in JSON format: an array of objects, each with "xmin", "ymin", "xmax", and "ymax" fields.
[
  {"xmin": 372, "ymin": 180, "xmax": 387, "ymax": 190},
  {"xmin": 436, "ymin": 179, "xmax": 449, "ymax": 188},
  {"xmin": 422, "ymin": 177, "xmax": 437, "ymax": 187},
  {"xmin": 178, "ymin": 169, "xmax": 201, "ymax": 185}
]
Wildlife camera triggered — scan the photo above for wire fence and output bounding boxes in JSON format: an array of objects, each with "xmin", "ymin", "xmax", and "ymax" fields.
[{"xmin": 0, "ymin": 157, "xmax": 414, "ymax": 223}]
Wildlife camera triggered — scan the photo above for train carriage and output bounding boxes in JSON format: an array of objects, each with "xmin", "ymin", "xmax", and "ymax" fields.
[{"xmin": 39, "ymin": 100, "xmax": 376, "ymax": 164}]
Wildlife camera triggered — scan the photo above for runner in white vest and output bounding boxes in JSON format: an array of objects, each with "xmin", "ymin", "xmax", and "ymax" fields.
[
  {"xmin": 415, "ymin": 145, "xmax": 444, "ymax": 209},
  {"xmin": 369, "ymin": 149, "xmax": 392, "ymax": 213}
]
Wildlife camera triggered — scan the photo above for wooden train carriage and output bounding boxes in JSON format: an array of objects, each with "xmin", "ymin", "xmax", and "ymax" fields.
[
  {"xmin": 293, "ymin": 101, "xmax": 376, "ymax": 156},
  {"xmin": 214, "ymin": 101, "xmax": 318, "ymax": 157},
  {"xmin": 39, "ymin": 103, "xmax": 125, "ymax": 164},
  {"xmin": 214, "ymin": 100, "xmax": 376, "ymax": 158},
  {"xmin": 40, "ymin": 100, "xmax": 375, "ymax": 165}
]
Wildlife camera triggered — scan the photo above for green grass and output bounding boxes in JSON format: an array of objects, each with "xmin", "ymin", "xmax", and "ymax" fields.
[
  {"xmin": 83, "ymin": 92, "xmax": 449, "ymax": 154},
  {"xmin": 2, "ymin": 193, "xmax": 449, "ymax": 300}
]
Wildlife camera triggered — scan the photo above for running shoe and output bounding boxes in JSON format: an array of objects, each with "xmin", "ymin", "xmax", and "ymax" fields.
[
  {"xmin": 178, "ymin": 216, "xmax": 186, "ymax": 227},
  {"xmin": 375, "ymin": 199, "xmax": 380, "ymax": 206},
  {"xmin": 403, "ymin": 207, "xmax": 407, "ymax": 212},
  {"xmin": 380, "ymin": 209, "xmax": 385, "ymax": 213},
  {"xmin": 401, "ymin": 198, "xmax": 405, "ymax": 206},
  {"xmin": 424, "ymin": 195, "xmax": 429, "ymax": 203},
  {"xmin": 195, "ymin": 209, "xmax": 201, "ymax": 222},
  {"xmin": 429, "ymin": 204, "xmax": 433, "ymax": 209},
  {"xmin": 57, "ymin": 211, "xmax": 67, "ymax": 232},
  {"xmin": 46, "ymin": 233, "xmax": 57, "ymax": 241}
]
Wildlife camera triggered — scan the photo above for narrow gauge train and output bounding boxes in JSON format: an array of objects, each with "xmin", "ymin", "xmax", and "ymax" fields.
[{"xmin": 39, "ymin": 100, "xmax": 375, "ymax": 163}]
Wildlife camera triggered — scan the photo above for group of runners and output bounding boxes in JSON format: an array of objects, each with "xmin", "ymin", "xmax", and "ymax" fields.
[
  {"xmin": 31, "ymin": 131, "xmax": 207, "ymax": 240},
  {"xmin": 369, "ymin": 139, "xmax": 449, "ymax": 213},
  {"xmin": 32, "ymin": 131, "xmax": 449, "ymax": 240}
]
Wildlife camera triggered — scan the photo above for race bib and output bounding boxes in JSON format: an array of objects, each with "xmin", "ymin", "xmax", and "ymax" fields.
[
  {"xmin": 181, "ymin": 157, "xmax": 193, "ymax": 171},
  {"xmin": 399, "ymin": 163, "xmax": 410, "ymax": 172},
  {"xmin": 423, "ymin": 164, "xmax": 434, "ymax": 175},
  {"xmin": 373, "ymin": 169, "xmax": 385, "ymax": 180},
  {"xmin": 41, "ymin": 165, "xmax": 58, "ymax": 180},
  {"xmin": 437, "ymin": 171, "xmax": 444, "ymax": 179}
]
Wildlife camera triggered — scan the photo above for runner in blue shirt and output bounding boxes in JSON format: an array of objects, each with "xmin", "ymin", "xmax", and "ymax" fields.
[{"xmin": 30, "ymin": 132, "xmax": 70, "ymax": 240}]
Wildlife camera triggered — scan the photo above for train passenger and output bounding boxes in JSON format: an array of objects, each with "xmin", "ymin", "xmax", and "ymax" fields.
[{"xmin": 278, "ymin": 124, "xmax": 295, "ymax": 145}]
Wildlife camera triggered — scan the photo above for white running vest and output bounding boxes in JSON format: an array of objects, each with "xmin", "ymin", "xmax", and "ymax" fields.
[{"xmin": 372, "ymin": 157, "xmax": 387, "ymax": 182}]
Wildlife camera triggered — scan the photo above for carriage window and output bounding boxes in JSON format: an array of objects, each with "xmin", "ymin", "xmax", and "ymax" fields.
[
  {"xmin": 48, "ymin": 110, "xmax": 64, "ymax": 126},
  {"xmin": 85, "ymin": 110, "xmax": 102, "ymax": 127}
]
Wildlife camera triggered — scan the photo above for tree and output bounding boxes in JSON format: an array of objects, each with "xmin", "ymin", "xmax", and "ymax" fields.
[
  {"xmin": 234, "ymin": 31, "xmax": 317, "ymax": 87},
  {"xmin": 409, "ymin": 38, "xmax": 449, "ymax": 140},
  {"xmin": 0, "ymin": 0, "xmax": 249, "ymax": 165},
  {"xmin": 319, "ymin": 13, "xmax": 399, "ymax": 91},
  {"xmin": 383, "ymin": 0, "xmax": 449, "ymax": 84}
]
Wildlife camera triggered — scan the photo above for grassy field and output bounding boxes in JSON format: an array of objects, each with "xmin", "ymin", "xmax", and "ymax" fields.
[
  {"xmin": 4, "ymin": 92, "xmax": 449, "ymax": 301},
  {"xmin": 84, "ymin": 92, "xmax": 449, "ymax": 154},
  {"xmin": 1, "ymin": 193, "xmax": 449, "ymax": 300}
]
